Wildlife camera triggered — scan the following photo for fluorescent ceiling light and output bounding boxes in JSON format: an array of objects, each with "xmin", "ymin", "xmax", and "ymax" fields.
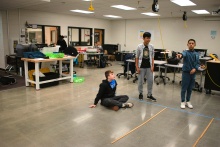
[
  {"xmin": 104, "ymin": 15, "xmax": 122, "ymax": 18},
  {"xmin": 70, "ymin": 10, "xmax": 94, "ymax": 14},
  {"xmin": 141, "ymin": 12, "xmax": 160, "ymax": 16},
  {"xmin": 170, "ymin": 0, "xmax": 196, "ymax": 6},
  {"xmin": 83, "ymin": 0, "xmax": 93, "ymax": 1},
  {"xmin": 192, "ymin": 10, "xmax": 210, "ymax": 14},
  {"xmin": 41, "ymin": 0, "xmax": 50, "ymax": 2},
  {"xmin": 111, "ymin": 5, "xmax": 136, "ymax": 10}
]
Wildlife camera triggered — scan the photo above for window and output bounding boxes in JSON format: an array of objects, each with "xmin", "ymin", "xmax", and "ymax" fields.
[
  {"xmin": 26, "ymin": 25, "xmax": 60, "ymax": 46},
  {"xmin": 68, "ymin": 27, "xmax": 92, "ymax": 46}
]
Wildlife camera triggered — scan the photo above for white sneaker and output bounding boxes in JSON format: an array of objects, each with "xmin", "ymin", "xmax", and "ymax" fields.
[
  {"xmin": 186, "ymin": 102, "xmax": 193, "ymax": 109},
  {"xmin": 180, "ymin": 102, "xmax": 186, "ymax": 109}
]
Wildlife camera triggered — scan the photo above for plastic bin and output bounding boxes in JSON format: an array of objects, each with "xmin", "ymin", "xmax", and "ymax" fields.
[
  {"xmin": 33, "ymin": 72, "xmax": 59, "ymax": 88},
  {"xmin": 73, "ymin": 77, "xmax": 85, "ymax": 83}
]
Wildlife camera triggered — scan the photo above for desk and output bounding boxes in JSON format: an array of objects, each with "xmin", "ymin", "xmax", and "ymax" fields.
[
  {"xmin": 126, "ymin": 59, "xmax": 166, "ymax": 81},
  {"xmin": 204, "ymin": 61, "xmax": 220, "ymax": 94},
  {"xmin": 164, "ymin": 63, "xmax": 205, "ymax": 92},
  {"xmin": 81, "ymin": 52, "xmax": 103, "ymax": 67},
  {"xmin": 21, "ymin": 56, "xmax": 75, "ymax": 90},
  {"xmin": 154, "ymin": 60, "xmax": 167, "ymax": 85},
  {"xmin": 164, "ymin": 63, "xmax": 183, "ymax": 83}
]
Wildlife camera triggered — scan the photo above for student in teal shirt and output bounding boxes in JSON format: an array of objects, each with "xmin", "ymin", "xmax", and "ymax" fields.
[{"xmin": 177, "ymin": 39, "xmax": 200, "ymax": 109}]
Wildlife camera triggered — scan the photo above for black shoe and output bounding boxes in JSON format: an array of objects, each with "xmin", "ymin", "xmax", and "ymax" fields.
[
  {"xmin": 139, "ymin": 93, "xmax": 143, "ymax": 100},
  {"xmin": 147, "ymin": 95, "xmax": 157, "ymax": 102}
]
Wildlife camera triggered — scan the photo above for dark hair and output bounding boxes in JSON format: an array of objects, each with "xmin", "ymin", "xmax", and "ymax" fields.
[
  {"xmin": 105, "ymin": 70, "xmax": 113, "ymax": 79},
  {"xmin": 188, "ymin": 39, "xmax": 196, "ymax": 44},
  {"xmin": 143, "ymin": 32, "xmax": 151, "ymax": 38}
]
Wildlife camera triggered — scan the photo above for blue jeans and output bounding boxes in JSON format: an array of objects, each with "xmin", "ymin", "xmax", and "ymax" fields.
[{"xmin": 181, "ymin": 72, "xmax": 195, "ymax": 102}]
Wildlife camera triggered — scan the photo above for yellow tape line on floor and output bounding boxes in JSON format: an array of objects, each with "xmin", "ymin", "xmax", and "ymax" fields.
[
  {"xmin": 111, "ymin": 107, "xmax": 167, "ymax": 144},
  {"xmin": 193, "ymin": 118, "xmax": 214, "ymax": 147}
]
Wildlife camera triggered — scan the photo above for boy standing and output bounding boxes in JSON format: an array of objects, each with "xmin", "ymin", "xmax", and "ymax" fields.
[
  {"xmin": 89, "ymin": 70, "xmax": 134, "ymax": 111},
  {"xmin": 135, "ymin": 32, "xmax": 156, "ymax": 101},
  {"xmin": 177, "ymin": 39, "xmax": 200, "ymax": 109}
]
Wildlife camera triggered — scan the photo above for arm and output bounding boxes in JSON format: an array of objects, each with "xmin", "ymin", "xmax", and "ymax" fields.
[
  {"xmin": 135, "ymin": 57, "xmax": 140, "ymax": 74},
  {"xmin": 135, "ymin": 47, "xmax": 140, "ymax": 73},
  {"xmin": 151, "ymin": 58, "xmax": 154, "ymax": 72},
  {"xmin": 151, "ymin": 47, "xmax": 155, "ymax": 72},
  {"xmin": 89, "ymin": 83, "xmax": 105, "ymax": 108}
]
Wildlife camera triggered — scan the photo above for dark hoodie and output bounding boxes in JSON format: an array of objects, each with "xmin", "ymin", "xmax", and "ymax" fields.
[{"xmin": 94, "ymin": 80, "xmax": 117, "ymax": 105}]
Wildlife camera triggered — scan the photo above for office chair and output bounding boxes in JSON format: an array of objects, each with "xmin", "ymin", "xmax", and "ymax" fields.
[
  {"xmin": 5, "ymin": 55, "xmax": 16, "ymax": 73},
  {"xmin": 154, "ymin": 65, "xmax": 170, "ymax": 85},
  {"xmin": 116, "ymin": 53, "xmax": 134, "ymax": 80},
  {"xmin": 103, "ymin": 50, "xmax": 112, "ymax": 66},
  {"xmin": 154, "ymin": 51, "xmax": 170, "ymax": 85}
]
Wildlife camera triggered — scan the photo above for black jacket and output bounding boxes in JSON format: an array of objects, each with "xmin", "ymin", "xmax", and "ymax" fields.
[
  {"xmin": 94, "ymin": 80, "xmax": 117, "ymax": 105},
  {"xmin": 57, "ymin": 39, "xmax": 67, "ymax": 52},
  {"xmin": 63, "ymin": 46, "xmax": 78, "ymax": 56}
]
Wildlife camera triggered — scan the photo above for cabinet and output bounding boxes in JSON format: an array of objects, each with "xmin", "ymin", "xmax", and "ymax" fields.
[{"xmin": 204, "ymin": 61, "xmax": 220, "ymax": 94}]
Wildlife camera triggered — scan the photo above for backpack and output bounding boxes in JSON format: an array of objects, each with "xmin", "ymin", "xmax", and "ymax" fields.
[{"xmin": 0, "ymin": 75, "xmax": 17, "ymax": 85}]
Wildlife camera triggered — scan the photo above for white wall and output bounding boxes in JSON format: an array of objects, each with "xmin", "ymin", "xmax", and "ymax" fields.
[
  {"xmin": 111, "ymin": 18, "xmax": 220, "ymax": 55},
  {"xmin": 1, "ymin": 9, "xmax": 220, "ymax": 69},
  {"xmin": 0, "ymin": 11, "xmax": 9, "ymax": 68},
  {"xmin": 0, "ymin": 9, "xmax": 113, "ymax": 68}
]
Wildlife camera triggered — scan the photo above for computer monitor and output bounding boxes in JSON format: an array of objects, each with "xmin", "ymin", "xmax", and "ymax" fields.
[
  {"xmin": 35, "ymin": 44, "xmax": 48, "ymax": 49},
  {"xmin": 194, "ymin": 49, "xmax": 208, "ymax": 57},
  {"xmin": 15, "ymin": 44, "xmax": 29, "ymax": 57},
  {"xmin": 28, "ymin": 44, "xmax": 38, "ymax": 52},
  {"xmin": 154, "ymin": 49, "xmax": 167, "ymax": 60}
]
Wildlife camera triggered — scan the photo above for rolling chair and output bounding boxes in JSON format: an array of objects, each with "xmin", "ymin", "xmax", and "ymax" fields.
[
  {"xmin": 116, "ymin": 53, "xmax": 135, "ymax": 80},
  {"xmin": 103, "ymin": 50, "xmax": 112, "ymax": 66},
  {"xmin": 5, "ymin": 55, "xmax": 16, "ymax": 73},
  {"xmin": 154, "ymin": 51, "xmax": 171, "ymax": 85}
]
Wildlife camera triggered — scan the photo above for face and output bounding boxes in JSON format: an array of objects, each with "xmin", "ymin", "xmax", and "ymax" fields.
[
  {"xmin": 187, "ymin": 41, "xmax": 196, "ymax": 50},
  {"xmin": 108, "ymin": 72, "xmax": 115, "ymax": 81},
  {"xmin": 143, "ymin": 37, "xmax": 151, "ymax": 45}
]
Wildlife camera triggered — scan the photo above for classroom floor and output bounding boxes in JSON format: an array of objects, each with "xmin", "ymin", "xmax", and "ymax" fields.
[{"xmin": 0, "ymin": 61, "xmax": 220, "ymax": 147}]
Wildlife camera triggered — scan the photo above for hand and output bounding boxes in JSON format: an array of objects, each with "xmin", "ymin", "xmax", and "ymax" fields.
[
  {"xmin": 136, "ymin": 67, "xmax": 140, "ymax": 74},
  {"xmin": 151, "ymin": 66, "xmax": 154, "ymax": 72},
  {"xmin": 190, "ymin": 68, "xmax": 196, "ymax": 74},
  {"xmin": 89, "ymin": 104, "xmax": 96, "ymax": 108},
  {"xmin": 176, "ymin": 54, "xmax": 182, "ymax": 59}
]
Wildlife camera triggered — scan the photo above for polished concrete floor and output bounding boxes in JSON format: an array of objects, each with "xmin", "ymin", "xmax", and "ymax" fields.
[{"xmin": 0, "ymin": 61, "xmax": 220, "ymax": 147}]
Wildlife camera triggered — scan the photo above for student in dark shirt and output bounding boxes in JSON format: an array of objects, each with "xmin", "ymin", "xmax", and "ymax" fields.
[
  {"xmin": 176, "ymin": 39, "xmax": 200, "ymax": 109},
  {"xmin": 89, "ymin": 70, "xmax": 134, "ymax": 111},
  {"xmin": 135, "ymin": 32, "xmax": 156, "ymax": 101},
  {"xmin": 57, "ymin": 35, "xmax": 67, "ymax": 52}
]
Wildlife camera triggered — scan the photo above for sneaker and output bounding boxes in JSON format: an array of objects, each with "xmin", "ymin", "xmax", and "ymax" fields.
[
  {"xmin": 147, "ymin": 95, "xmax": 157, "ymax": 102},
  {"xmin": 180, "ymin": 102, "xmax": 186, "ymax": 109},
  {"xmin": 124, "ymin": 103, "xmax": 134, "ymax": 108},
  {"xmin": 139, "ymin": 93, "xmax": 143, "ymax": 100},
  {"xmin": 186, "ymin": 102, "xmax": 193, "ymax": 109},
  {"xmin": 111, "ymin": 106, "xmax": 119, "ymax": 111}
]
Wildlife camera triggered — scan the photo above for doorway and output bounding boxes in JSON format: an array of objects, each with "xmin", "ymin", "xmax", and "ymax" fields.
[
  {"xmin": 45, "ymin": 26, "xmax": 59, "ymax": 46},
  {"xmin": 94, "ymin": 29, "xmax": 105, "ymax": 46}
]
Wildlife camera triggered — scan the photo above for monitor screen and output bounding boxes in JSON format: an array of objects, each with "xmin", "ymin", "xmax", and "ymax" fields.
[
  {"xmin": 154, "ymin": 49, "xmax": 166, "ymax": 60},
  {"xmin": 194, "ymin": 49, "xmax": 208, "ymax": 57},
  {"xmin": 15, "ymin": 44, "xmax": 29, "ymax": 57},
  {"xmin": 28, "ymin": 44, "xmax": 38, "ymax": 52}
]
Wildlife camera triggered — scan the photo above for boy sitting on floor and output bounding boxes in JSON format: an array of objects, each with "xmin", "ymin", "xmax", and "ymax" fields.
[{"xmin": 89, "ymin": 70, "xmax": 134, "ymax": 111}]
